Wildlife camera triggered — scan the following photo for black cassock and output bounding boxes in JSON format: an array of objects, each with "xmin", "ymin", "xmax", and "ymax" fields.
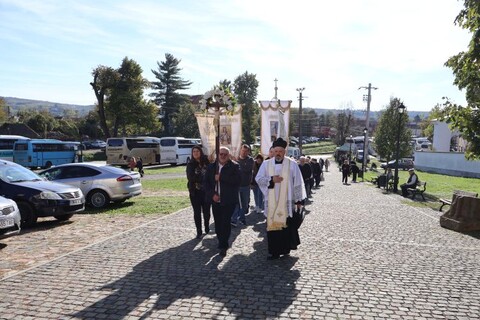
[{"xmin": 267, "ymin": 215, "xmax": 301, "ymax": 256}]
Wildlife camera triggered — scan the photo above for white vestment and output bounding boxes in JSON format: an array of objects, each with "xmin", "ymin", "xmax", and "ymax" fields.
[{"xmin": 255, "ymin": 157, "xmax": 306, "ymax": 230}]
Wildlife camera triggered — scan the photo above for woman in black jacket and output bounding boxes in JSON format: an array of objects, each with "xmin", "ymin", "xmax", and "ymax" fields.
[{"xmin": 186, "ymin": 145, "xmax": 211, "ymax": 239}]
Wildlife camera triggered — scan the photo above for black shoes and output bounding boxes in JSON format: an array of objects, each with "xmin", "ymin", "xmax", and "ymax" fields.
[{"xmin": 267, "ymin": 254, "xmax": 280, "ymax": 260}]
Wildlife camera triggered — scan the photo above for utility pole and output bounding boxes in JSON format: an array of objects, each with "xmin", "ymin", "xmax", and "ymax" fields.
[
  {"xmin": 273, "ymin": 78, "xmax": 278, "ymax": 100},
  {"xmin": 358, "ymin": 83, "xmax": 378, "ymax": 175},
  {"xmin": 296, "ymin": 88, "xmax": 305, "ymax": 155}
]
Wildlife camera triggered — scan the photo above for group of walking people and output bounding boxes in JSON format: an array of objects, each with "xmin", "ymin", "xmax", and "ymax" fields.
[{"xmin": 186, "ymin": 138, "xmax": 310, "ymax": 259}]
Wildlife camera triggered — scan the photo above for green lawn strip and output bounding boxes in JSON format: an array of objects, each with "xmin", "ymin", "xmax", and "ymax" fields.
[
  {"xmin": 302, "ymin": 141, "xmax": 337, "ymax": 155},
  {"xmin": 145, "ymin": 165, "xmax": 186, "ymax": 175},
  {"xmin": 82, "ymin": 177, "xmax": 189, "ymax": 215},
  {"xmin": 363, "ymin": 167, "xmax": 479, "ymax": 210},
  {"xmin": 142, "ymin": 177, "xmax": 187, "ymax": 190},
  {"xmin": 84, "ymin": 196, "xmax": 190, "ymax": 215}
]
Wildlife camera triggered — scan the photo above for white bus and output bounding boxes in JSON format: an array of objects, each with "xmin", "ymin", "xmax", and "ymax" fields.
[
  {"xmin": 158, "ymin": 137, "xmax": 200, "ymax": 165},
  {"xmin": 0, "ymin": 135, "xmax": 29, "ymax": 161},
  {"xmin": 106, "ymin": 137, "xmax": 161, "ymax": 166}
]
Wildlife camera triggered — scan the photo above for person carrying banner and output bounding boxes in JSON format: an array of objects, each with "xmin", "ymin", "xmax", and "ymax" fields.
[
  {"xmin": 255, "ymin": 138, "xmax": 306, "ymax": 260},
  {"xmin": 205, "ymin": 147, "xmax": 241, "ymax": 257}
]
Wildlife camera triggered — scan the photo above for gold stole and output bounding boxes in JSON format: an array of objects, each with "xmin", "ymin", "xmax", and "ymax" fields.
[{"xmin": 267, "ymin": 159, "xmax": 290, "ymax": 231}]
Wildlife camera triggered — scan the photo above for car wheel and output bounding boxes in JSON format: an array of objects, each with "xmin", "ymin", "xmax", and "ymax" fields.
[
  {"xmin": 87, "ymin": 190, "xmax": 109, "ymax": 208},
  {"xmin": 45, "ymin": 161, "xmax": 53, "ymax": 169},
  {"xmin": 17, "ymin": 201, "xmax": 38, "ymax": 227},
  {"xmin": 55, "ymin": 214, "xmax": 74, "ymax": 221}
]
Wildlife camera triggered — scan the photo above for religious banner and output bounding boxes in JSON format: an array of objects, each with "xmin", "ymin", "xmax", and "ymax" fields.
[
  {"xmin": 195, "ymin": 104, "xmax": 243, "ymax": 160},
  {"xmin": 259, "ymin": 100, "xmax": 292, "ymax": 155}
]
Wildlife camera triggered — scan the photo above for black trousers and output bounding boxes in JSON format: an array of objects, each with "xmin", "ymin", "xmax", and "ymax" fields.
[
  {"xmin": 189, "ymin": 190, "xmax": 211, "ymax": 235},
  {"xmin": 212, "ymin": 202, "xmax": 235, "ymax": 249},
  {"xmin": 314, "ymin": 174, "xmax": 321, "ymax": 187},
  {"xmin": 352, "ymin": 172, "xmax": 358, "ymax": 182},
  {"xmin": 401, "ymin": 184, "xmax": 414, "ymax": 197},
  {"xmin": 342, "ymin": 172, "xmax": 349, "ymax": 183}
]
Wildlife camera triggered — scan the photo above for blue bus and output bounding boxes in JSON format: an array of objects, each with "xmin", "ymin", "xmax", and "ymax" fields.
[
  {"xmin": 0, "ymin": 135, "xmax": 29, "ymax": 161},
  {"xmin": 13, "ymin": 139, "xmax": 81, "ymax": 169}
]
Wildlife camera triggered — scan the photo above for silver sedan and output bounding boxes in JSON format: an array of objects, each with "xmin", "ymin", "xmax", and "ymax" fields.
[
  {"xmin": 39, "ymin": 163, "xmax": 142, "ymax": 208},
  {"xmin": 0, "ymin": 196, "xmax": 21, "ymax": 239}
]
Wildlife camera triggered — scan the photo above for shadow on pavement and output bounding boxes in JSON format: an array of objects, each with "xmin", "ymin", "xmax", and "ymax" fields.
[{"xmin": 73, "ymin": 210, "xmax": 300, "ymax": 319}]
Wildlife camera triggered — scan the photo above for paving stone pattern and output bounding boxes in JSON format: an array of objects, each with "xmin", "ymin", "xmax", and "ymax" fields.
[{"xmin": 0, "ymin": 164, "xmax": 479, "ymax": 319}]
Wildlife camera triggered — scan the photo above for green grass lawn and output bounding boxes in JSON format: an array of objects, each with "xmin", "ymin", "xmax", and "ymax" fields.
[
  {"xmin": 362, "ymin": 165, "xmax": 479, "ymax": 210},
  {"xmin": 84, "ymin": 154, "xmax": 479, "ymax": 215},
  {"xmin": 84, "ymin": 176, "xmax": 189, "ymax": 216},
  {"xmin": 145, "ymin": 165, "xmax": 186, "ymax": 175},
  {"xmin": 302, "ymin": 141, "xmax": 337, "ymax": 155}
]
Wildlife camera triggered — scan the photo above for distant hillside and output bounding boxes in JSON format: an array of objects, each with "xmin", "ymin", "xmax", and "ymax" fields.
[
  {"xmin": 1, "ymin": 97, "xmax": 95, "ymax": 117},
  {"xmin": 312, "ymin": 108, "xmax": 429, "ymax": 121}
]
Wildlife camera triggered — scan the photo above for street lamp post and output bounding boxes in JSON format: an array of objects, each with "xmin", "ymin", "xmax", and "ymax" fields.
[
  {"xmin": 362, "ymin": 127, "xmax": 368, "ymax": 180},
  {"xmin": 393, "ymin": 103, "xmax": 406, "ymax": 193},
  {"xmin": 348, "ymin": 134, "xmax": 353, "ymax": 161},
  {"xmin": 296, "ymin": 88, "xmax": 305, "ymax": 155}
]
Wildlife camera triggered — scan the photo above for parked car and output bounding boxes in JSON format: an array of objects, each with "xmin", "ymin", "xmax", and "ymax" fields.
[
  {"xmin": 0, "ymin": 160, "xmax": 85, "ymax": 227},
  {"xmin": 39, "ymin": 163, "xmax": 142, "ymax": 208},
  {"xmin": 0, "ymin": 196, "xmax": 21, "ymax": 239},
  {"xmin": 80, "ymin": 140, "xmax": 106, "ymax": 150},
  {"xmin": 90, "ymin": 140, "xmax": 107, "ymax": 149},
  {"xmin": 380, "ymin": 158, "xmax": 414, "ymax": 170}
]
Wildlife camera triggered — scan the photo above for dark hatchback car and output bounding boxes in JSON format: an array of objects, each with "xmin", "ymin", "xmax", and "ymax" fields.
[
  {"xmin": 380, "ymin": 158, "xmax": 414, "ymax": 170},
  {"xmin": 0, "ymin": 160, "xmax": 85, "ymax": 227}
]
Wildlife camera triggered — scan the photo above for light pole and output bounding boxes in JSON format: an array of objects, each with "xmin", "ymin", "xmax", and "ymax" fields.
[
  {"xmin": 393, "ymin": 102, "xmax": 406, "ymax": 193},
  {"xmin": 296, "ymin": 87, "xmax": 305, "ymax": 155},
  {"xmin": 348, "ymin": 134, "xmax": 353, "ymax": 161},
  {"xmin": 359, "ymin": 83, "xmax": 378, "ymax": 174},
  {"xmin": 362, "ymin": 127, "xmax": 368, "ymax": 180}
]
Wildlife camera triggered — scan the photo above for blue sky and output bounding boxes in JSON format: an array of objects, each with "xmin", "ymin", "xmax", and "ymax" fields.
[{"xmin": 0, "ymin": 0, "xmax": 471, "ymax": 112}]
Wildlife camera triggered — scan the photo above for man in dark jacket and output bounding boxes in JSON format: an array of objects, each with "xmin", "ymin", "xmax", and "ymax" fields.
[
  {"xmin": 231, "ymin": 144, "xmax": 254, "ymax": 226},
  {"xmin": 205, "ymin": 147, "xmax": 241, "ymax": 256},
  {"xmin": 311, "ymin": 158, "xmax": 321, "ymax": 188},
  {"xmin": 298, "ymin": 156, "xmax": 313, "ymax": 198}
]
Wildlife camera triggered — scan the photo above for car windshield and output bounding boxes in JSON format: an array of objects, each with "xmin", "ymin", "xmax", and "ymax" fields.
[{"xmin": 0, "ymin": 164, "xmax": 43, "ymax": 183}]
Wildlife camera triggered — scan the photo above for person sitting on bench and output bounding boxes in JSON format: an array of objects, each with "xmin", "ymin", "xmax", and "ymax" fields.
[
  {"xmin": 377, "ymin": 168, "xmax": 393, "ymax": 188},
  {"xmin": 401, "ymin": 168, "xmax": 418, "ymax": 197}
]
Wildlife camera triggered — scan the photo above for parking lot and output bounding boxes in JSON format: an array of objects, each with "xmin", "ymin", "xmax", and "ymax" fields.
[{"xmin": 0, "ymin": 166, "xmax": 479, "ymax": 319}]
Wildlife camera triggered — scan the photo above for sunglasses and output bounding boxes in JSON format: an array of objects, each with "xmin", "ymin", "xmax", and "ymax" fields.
[{"xmin": 219, "ymin": 153, "xmax": 229, "ymax": 156}]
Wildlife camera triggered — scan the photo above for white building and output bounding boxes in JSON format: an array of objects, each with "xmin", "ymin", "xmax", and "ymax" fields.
[{"xmin": 414, "ymin": 120, "xmax": 480, "ymax": 178}]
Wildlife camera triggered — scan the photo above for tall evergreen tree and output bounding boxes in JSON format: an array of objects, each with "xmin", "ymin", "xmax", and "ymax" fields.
[
  {"xmin": 374, "ymin": 98, "xmax": 411, "ymax": 161},
  {"xmin": 150, "ymin": 53, "xmax": 192, "ymax": 135},
  {"xmin": 233, "ymin": 71, "xmax": 259, "ymax": 144},
  {"xmin": 175, "ymin": 102, "xmax": 200, "ymax": 138}
]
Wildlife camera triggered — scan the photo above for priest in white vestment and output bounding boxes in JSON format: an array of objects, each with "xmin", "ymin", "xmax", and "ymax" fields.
[{"xmin": 255, "ymin": 138, "xmax": 306, "ymax": 260}]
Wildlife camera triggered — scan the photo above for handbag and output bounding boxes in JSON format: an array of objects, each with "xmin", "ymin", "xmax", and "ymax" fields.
[{"xmin": 292, "ymin": 206, "xmax": 305, "ymax": 229}]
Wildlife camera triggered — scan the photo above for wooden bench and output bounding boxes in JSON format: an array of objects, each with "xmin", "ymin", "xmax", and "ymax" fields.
[
  {"xmin": 406, "ymin": 181, "xmax": 427, "ymax": 200},
  {"xmin": 439, "ymin": 190, "xmax": 478, "ymax": 212},
  {"xmin": 386, "ymin": 177, "xmax": 399, "ymax": 192}
]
